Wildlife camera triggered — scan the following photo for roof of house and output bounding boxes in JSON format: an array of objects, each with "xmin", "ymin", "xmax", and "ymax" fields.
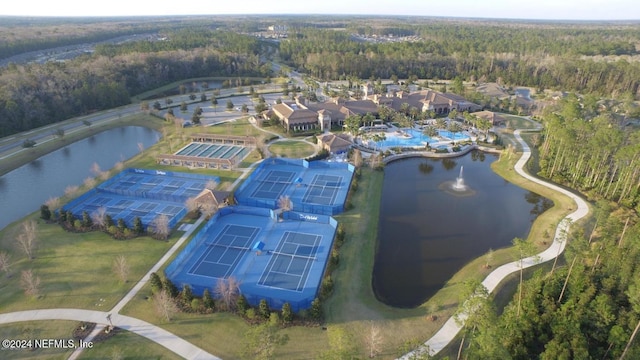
[
  {"xmin": 318, "ymin": 133, "xmax": 353, "ymax": 152},
  {"xmin": 474, "ymin": 110, "xmax": 506, "ymax": 124},
  {"xmin": 272, "ymin": 103, "xmax": 319, "ymax": 124},
  {"xmin": 194, "ymin": 189, "xmax": 230, "ymax": 206}
]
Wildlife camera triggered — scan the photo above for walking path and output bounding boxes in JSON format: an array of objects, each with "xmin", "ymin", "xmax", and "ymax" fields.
[
  {"xmin": 400, "ymin": 128, "xmax": 590, "ymax": 358},
  {"xmin": 0, "ymin": 309, "xmax": 218, "ymax": 360},
  {"xmin": 0, "ymin": 215, "xmax": 221, "ymax": 360}
]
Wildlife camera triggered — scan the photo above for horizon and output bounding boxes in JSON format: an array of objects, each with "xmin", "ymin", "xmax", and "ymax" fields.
[{"xmin": 2, "ymin": 0, "xmax": 640, "ymax": 21}]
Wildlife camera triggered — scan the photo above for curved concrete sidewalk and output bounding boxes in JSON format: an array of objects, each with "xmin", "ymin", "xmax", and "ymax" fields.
[
  {"xmin": 401, "ymin": 129, "xmax": 590, "ymax": 358},
  {"xmin": 0, "ymin": 309, "xmax": 219, "ymax": 359}
]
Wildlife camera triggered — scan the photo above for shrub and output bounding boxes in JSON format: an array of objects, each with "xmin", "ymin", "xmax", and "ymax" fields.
[
  {"xmin": 106, "ymin": 225, "xmax": 119, "ymax": 236},
  {"xmin": 245, "ymin": 308, "xmax": 256, "ymax": 320},
  {"xmin": 269, "ymin": 312, "xmax": 280, "ymax": 326},
  {"xmin": 191, "ymin": 298, "xmax": 202, "ymax": 313},
  {"xmin": 320, "ymin": 277, "xmax": 334, "ymax": 300},
  {"xmin": 40, "ymin": 205, "xmax": 51, "ymax": 220},
  {"xmin": 73, "ymin": 219, "xmax": 82, "ymax": 230}
]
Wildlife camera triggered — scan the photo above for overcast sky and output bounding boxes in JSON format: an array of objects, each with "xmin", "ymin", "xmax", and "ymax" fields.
[{"xmin": 2, "ymin": 0, "xmax": 639, "ymax": 20}]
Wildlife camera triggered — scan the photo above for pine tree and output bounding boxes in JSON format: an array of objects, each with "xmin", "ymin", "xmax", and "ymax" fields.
[
  {"xmin": 259, "ymin": 299, "xmax": 270, "ymax": 319},
  {"xmin": 281, "ymin": 302, "xmax": 293, "ymax": 324},
  {"xmin": 181, "ymin": 284, "xmax": 193, "ymax": 304},
  {"xmin": 40, "ymin": 205, "xmax": 51, "ymax": 220},
  {"xmin": 310, "ymin": 298, "xmax": 323, "ymax": 321},
  {"xmin": 203, "ymin": 289, "xmax": 215, "ymax": 311},
  {"xmin": 162, "ymin": 276, "xmax": 179, "ymax": 298},
  {"xmin": 133, "ymin": 217, "xmax": 144, "ymax": 235},
  {"xmin": 149, "ymin": 272, "xmax": 163, "ymax": 294},
  {"xmin": 236, "ymin": 294, "xmax": 249, "ymax": 314}
]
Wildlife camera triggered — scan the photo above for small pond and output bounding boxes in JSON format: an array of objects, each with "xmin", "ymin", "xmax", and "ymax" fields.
[{"xmin": 373, "ymin": 151, "xmax": 552, "ymax": 308}]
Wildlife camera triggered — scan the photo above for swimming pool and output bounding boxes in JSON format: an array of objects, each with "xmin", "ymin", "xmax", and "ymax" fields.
[{"xmin": 372, "ymin": 129, "xmax": 469, "ymax": 148}]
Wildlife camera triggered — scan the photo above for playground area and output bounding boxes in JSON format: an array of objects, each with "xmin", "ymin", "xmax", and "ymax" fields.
[
  {"xmin": 165, "ymin": 206, "xmax": 337, "ymax": 311},
  {"xmin": 62, "ymin": 168, "xmax": 219, "ymax": 229},
  {"xmin": 234, "ymin": 158, "xmax": 354, "ymax": 215}
]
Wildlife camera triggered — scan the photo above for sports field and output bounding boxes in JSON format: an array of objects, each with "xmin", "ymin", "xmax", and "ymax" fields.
[
  {"xmin": 165, "ymin": 206, "xmax": 337, "ymax": 311},
  {"xmin": 235, "ymin": 158, "xmax": 354, "ymax": 215},
  {"xmin": 63, "ymin": 168, "xmax": 219, "ymax": 229}
]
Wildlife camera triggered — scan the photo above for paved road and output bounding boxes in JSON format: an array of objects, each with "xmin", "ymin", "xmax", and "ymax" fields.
[{"xmin": 400, "ymin": 127, "xmax": 590, "ymax": 358}]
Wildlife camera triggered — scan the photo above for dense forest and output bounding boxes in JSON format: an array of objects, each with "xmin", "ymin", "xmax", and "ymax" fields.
[
  {"xmin": 279, "ymin": 24, "xmax": 640, "ymax": 97},
  {"xmin": 0, "ymin": 28, "xmax": 271, "ymax": 137},
  {"xmin": 458, "ymin": 202, "xmax": 640, "ymax": 359},
  {"xmin": 453, "ymin": 93, "xmax": 640, "ymax": 358},
  {"xmin": 538, "ymin": 96, "xmax": 640, "ymax": 212}
]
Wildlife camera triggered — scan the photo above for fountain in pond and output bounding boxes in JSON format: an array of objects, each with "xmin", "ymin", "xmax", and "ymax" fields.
[
  {"xmin": 439, "ymin": 165, "xmax": 475, "ymax": 197},
  {"xmin": 452, "ymin": 166, "xmax": 466, "ymax": 191}
]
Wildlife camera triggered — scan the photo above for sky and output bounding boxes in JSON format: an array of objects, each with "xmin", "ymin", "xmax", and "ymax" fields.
[{"xmin": 1, "ymin": 0, "xmax": 639, "ymax": 20}]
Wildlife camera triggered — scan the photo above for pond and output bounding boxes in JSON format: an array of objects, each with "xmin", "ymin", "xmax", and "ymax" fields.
[
  {"xmin": 373, "ymin": 151, "xmax": 552, "ymax": 308},
  {"xmin": 0, "ymin": 126, "xmax": 160, "ymax": 230}
]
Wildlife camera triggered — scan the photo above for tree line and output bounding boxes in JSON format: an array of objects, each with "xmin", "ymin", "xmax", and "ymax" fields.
[
  {"xmin": 279, "ymin": 26, "xmax": 640, "ymax": 97},
  {"xmin": 0, "ymin": 29, "xmax": 270, "ymax": 137},
  {"xmin": 538, "ymin": 95, "xmax": 640, "ymax": 212}
]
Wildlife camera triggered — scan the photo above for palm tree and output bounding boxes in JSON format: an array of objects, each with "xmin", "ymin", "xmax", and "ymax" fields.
[
  {"xmin": 448, "ymin": 121, "xmax": 463, "ymax": 144},
  {"xmin": 423, "ymin": 125, "xmax": 438, "ymax": 138}
]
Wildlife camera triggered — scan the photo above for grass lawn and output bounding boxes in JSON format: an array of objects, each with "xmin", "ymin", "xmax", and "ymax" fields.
[
  {"xmin": 502, "ymin": 114, "xmax": 541, "ymax": 131},
  {"xmin": 0, "ymin": 213, "xmax": 178, "ymax": 313},
  {"xmin": 78, "ymin": 328, "xmax": 183, "ymax": 360},
  {"xmin": 268, "ymin": 140, "xmax": 316, "ymax": 158},
  {"xmin": 0, "ymin": 321, "xmax": 77, "ymax": 359}
]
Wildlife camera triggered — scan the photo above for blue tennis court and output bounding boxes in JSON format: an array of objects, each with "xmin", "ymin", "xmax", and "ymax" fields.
[
  {"xmin": 302, "ymin": 174, "xmax": 343, "ymax": 206},
  {"xmin": 62, "ymin": 168, "xmax": 219, "ymax": 229},
  {"xmin": 165, "ymin": 206, "xmax": 338, "ymax": 311},
  {"xmin": 250, "ymin": 170, "xmax": 296, "ymax": 200},
  {"xmin": 258, "ymin": 231, "xmax": 321, "ymax": 292},
  {"xmin": 235, "ymin": 158, "xmax": 355, "ymax": 215},
  {"xmin": 189, "ymin": 224, "xmax": 260, "ymax": 278}
]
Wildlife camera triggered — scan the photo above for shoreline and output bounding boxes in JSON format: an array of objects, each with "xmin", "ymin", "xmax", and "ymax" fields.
[{"xmin": 0, "ymin": 114, "xmax": 163, "ymax": 177}]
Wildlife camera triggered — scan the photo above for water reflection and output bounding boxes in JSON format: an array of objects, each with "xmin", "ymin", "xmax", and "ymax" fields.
[
  {"xmin": 29, "ymin": 159, "xmax": 42, "ymax": 170},
  {"xmin": 471, "ymin": 150, "xmax": 486, "ymax": 162},
  {"xmin": 441, "ymin": 158, "xmax": 457, "ymax": 171},
  {"xmin": 418, "ymin": 162, "xmax": 434, "ymax": 175}
]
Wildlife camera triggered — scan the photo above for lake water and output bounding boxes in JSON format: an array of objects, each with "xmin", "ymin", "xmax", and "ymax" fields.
[
  {"xmin": 373, "ymin": 151, "xmax": 551, "ymax": 308},
  {"xmin": 0, "ymin": 126, "xmax": 160, "ymax": 230}
]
